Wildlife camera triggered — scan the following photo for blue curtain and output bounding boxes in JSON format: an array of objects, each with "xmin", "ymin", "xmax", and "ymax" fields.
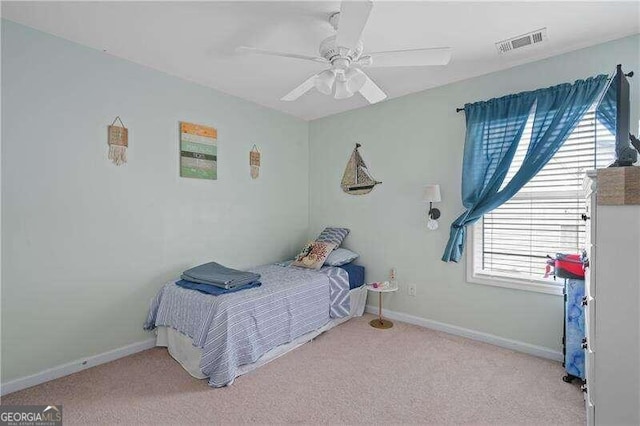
[
  {"xmin": 442, "ymin": 75, "xmax": 609, "ymax": 263},
  {"xmin": 596, "ymin": 80, "xmax": 617, "ymax": 134}
]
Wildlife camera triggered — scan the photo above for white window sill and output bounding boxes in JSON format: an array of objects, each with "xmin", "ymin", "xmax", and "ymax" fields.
[{"xmin": 467, "ymin": 273, "xmax": 564, "ymax": 296}]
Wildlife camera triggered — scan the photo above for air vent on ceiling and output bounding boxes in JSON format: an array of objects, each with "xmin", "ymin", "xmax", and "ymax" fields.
[{"xmin": 496, "ymin": 28, "xmax": 547, "ymax": 54}]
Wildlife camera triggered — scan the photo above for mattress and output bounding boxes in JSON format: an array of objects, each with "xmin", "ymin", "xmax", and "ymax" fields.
[
  {"xmin": 156, "ymin": 284, "xmax": 368, "ymax": 382},
  {"xmin": 146, "ymin": 263, "xmax": 352, "ymax": 386}
]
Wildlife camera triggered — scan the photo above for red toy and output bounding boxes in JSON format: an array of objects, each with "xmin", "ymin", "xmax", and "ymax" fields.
[{"xmin": 544, "ymin": 253, "xmax": 585, "ymax": 279}]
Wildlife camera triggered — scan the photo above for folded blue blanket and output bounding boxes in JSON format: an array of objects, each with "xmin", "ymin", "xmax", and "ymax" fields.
[
  {"xmin": 175, "ymin": 279, "xmax": 261, "ymax": 295},
  {"xmin": 182, "ymin": 262, "xmax": 261, "ymax": 289}
]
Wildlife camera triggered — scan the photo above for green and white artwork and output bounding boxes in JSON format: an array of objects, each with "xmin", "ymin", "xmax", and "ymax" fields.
[{"xmin": 180, "ymin": 121, "xmax": 217, "ymax": 180}]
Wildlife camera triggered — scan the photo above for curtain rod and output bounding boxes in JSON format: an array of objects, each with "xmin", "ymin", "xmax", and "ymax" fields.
[{"xmin": 454, "ymin": 68, "xmax": 634, "ymax": 113}]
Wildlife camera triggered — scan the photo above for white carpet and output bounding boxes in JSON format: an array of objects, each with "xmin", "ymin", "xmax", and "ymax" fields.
[{"xmin": 1, "ymin": 314, "xmax": 585, "ymax": 424}]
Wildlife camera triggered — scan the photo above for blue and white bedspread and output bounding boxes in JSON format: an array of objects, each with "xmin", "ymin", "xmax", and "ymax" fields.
[{"xmin": 144, "ymin": 264, "xmax": 350, "ymax": 387}]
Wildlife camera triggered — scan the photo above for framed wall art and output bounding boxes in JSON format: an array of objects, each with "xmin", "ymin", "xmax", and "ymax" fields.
[{"xmin": 180, "ymin": 121, "xmax": 217, "ymax": 180}]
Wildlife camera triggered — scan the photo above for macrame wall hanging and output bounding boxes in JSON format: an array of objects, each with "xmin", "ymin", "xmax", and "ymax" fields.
[
  {"xmin": 250, "ymin": 144, "xmax": 261, "ymax": 179},
  {"xmin": 107, "ymin": 116, "xmax": 128, "ymax": 166}
]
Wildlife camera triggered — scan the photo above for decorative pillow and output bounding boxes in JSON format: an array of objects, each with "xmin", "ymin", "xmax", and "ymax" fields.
[
  {"xmin": 324, "ymin": 248, "xmax": 359, "ymax": 266},
  {"xmin": 292, "ymin": 241, "xmax": 337, "ymax": 270},
  {"xmin": 315, "ymin": 227, "xmax": 350, "ymax": 247}
]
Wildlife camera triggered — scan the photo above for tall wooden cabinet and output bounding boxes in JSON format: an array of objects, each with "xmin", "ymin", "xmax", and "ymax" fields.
[{"xmin": 583, "ymin": 170, "xmax": 640, "ymax": 426}]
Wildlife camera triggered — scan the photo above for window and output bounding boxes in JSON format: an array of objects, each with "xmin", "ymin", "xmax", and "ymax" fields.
[{"xmin": 468, "ymin": 107, "xmax": 615, "ymax": 295}]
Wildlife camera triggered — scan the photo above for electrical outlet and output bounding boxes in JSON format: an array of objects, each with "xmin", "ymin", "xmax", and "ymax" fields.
[{"xmin": 408, "ymin": 283, "xmax": 417, "ymax": 296}]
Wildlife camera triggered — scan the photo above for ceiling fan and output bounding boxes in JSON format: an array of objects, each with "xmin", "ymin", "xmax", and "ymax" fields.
[{"xmin": 237, "ymin": 0, "xmax": 452, "ymax": 104}]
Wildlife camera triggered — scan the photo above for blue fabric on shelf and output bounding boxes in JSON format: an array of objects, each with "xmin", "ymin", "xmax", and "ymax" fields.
[
  {"xmin": 175, "ymin": 279, "xmax": 261, "ymax": 295},
  {"xmin": 442, "ymin": 75, "xmax": 609, "ymax": 262},
  {"xmin": 565, "ymin": 279, "xmax": 585, "ymax": 379},
  {"xmin": 338, "ymin": 263, "xmax": 365, "ymax": 290}
]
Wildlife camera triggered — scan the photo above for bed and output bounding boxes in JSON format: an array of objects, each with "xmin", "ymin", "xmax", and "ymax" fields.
[{"xmin": 144, "ymin": 262, "xmax": 366, "ymax": 387}]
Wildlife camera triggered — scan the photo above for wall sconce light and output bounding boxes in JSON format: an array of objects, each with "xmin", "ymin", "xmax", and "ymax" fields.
[{"xmin": 423, "ymin": 184, "xmax": 442, "ymax": 230}]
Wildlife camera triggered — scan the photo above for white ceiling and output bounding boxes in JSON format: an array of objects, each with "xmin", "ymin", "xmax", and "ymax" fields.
[{"xmin": 3, "ymin": 1, "xmax": 639, "ymax": 121}]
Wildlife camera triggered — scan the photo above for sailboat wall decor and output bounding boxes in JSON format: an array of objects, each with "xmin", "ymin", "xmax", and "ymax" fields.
[{"xmin": 341, "ymin": 143, "xmax": 382, "ymax": 195}]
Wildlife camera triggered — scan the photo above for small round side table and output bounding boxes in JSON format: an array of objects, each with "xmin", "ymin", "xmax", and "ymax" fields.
[{"xmin": 366, "ymin": 283, "xmax": 398, "ymax": 329}]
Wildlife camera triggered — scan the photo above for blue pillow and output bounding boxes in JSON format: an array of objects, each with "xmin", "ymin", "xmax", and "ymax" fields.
[
  {"xmin": 324, "ymin": 248, "xmax": 359, "ymax": 266},
  {"xmin": 315, "ymin": 227, "xmax": 350, "ymax": 247}
]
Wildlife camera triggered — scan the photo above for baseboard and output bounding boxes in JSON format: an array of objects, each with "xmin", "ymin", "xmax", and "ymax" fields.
[
  {"xmin": 365, "ymin": 305, "xmax": 563, "ymax": 362},
  {"xmin": 1, "ymin": 311, "xmax": 561, "ymax": 396},
  {"xmin": 0, "ymin": 337, "xmax": 156, "ymax": 396}
]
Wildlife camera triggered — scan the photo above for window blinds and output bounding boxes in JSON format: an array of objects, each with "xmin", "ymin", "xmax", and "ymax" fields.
[{"xmin": 478, "ymin": 110, "xmax": 615, "ymax": 280}]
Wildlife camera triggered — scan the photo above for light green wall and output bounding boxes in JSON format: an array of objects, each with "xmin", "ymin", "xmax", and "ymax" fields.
[
  {"xmin": 2, "ymin": 17, "xmax": 638, "ymax": 384},
  {"xmin": 1, "ymin": 21, "xmax": 309, "ymax": 382},
  {"xmin": 309, "ymin": 34, "xmax": 640, "ymax": 352}
]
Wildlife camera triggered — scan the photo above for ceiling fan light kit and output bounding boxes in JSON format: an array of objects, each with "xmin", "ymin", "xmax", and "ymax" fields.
[
  {"xmin": 345, "ymin": 68, "xmax": 367, "ymax": 93},
  {"xmin": 334, "ymin": 77, "xmax": 353, "ymax": 99},
  {"xmin": 238, "ymin": 0, "xmax": 452, "ymax": 105},
  {"xmin": 315, "ymin": 69, "xmax": 336, "ymax": 95}
]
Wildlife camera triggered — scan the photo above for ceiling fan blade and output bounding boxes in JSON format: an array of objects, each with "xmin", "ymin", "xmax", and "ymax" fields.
[
  {"xmin": 336, "ymin": 0, "xmax": 373, "ymax": 50},
  {"xmin": 281, "ymin": 74, "xmax": 319, "ymax": 101},
  {"xmin": 358, "ymin": 74, "xmax": 387, "ymax": 104},
  {"xmin": 237, "ymin": 46, "xmax": 327, "ymax": 64},
  {"xmin": 367, "ymin": 47, "xmax": 452, "ymax": 67}
]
